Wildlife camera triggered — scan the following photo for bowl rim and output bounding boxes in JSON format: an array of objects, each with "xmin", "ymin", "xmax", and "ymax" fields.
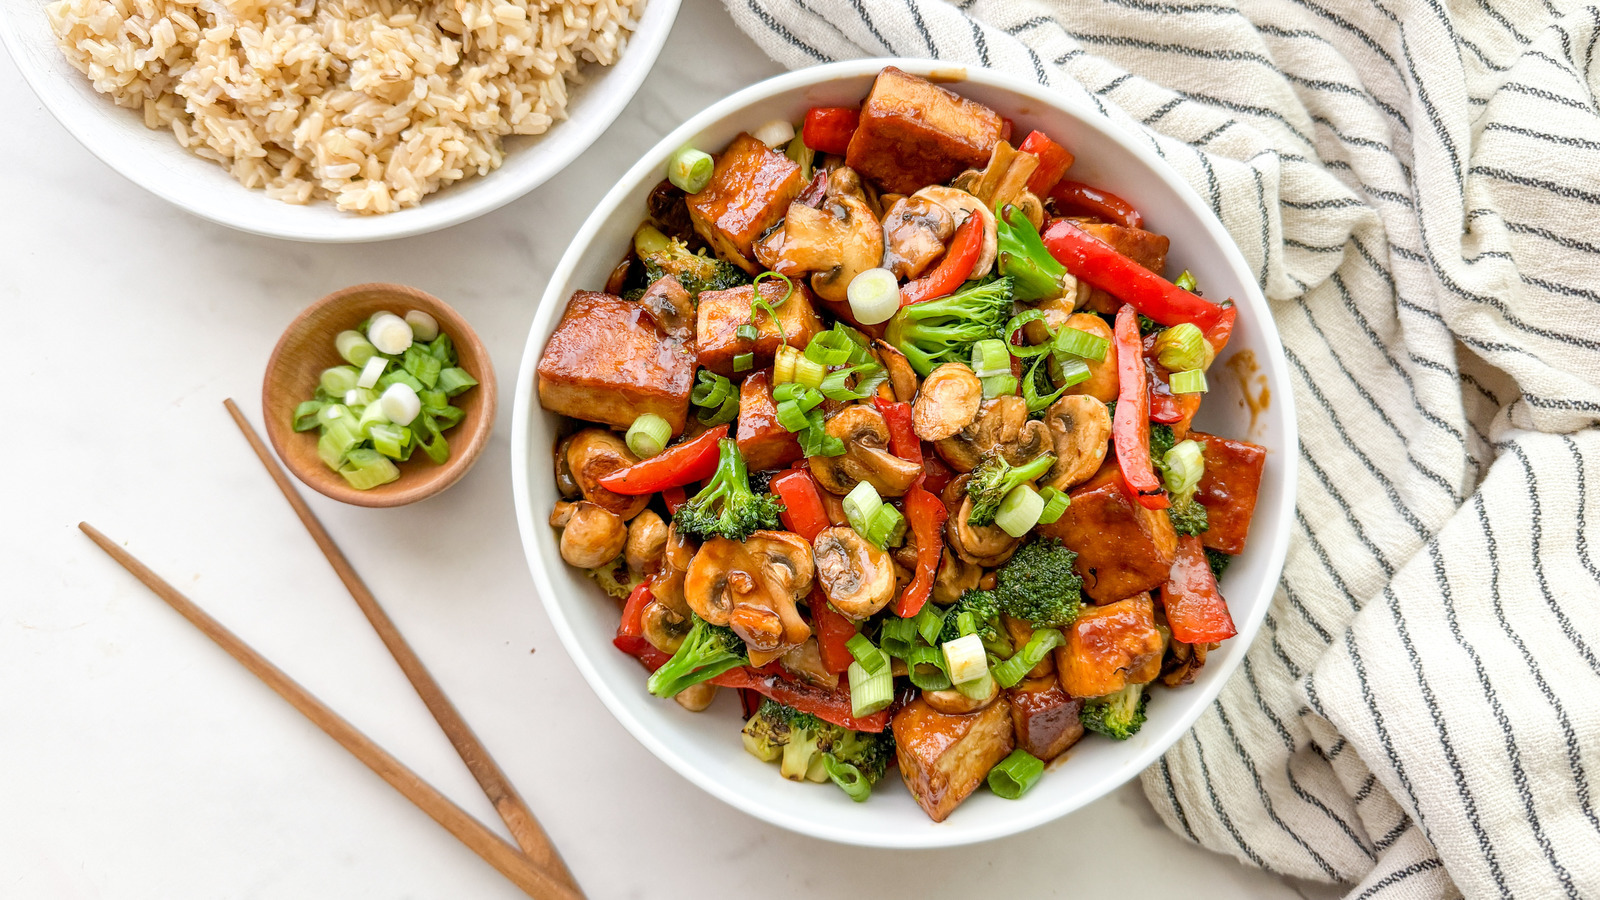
[
  {"xmin": 263, "ymin": 281, "xmax": 497, "ymax": 507},
  {"xmin": 0, "ymin": 0, "xmax": 681, "ymax": 243},
  {"xmin": 510, "ymin": 57, "xmax": 1298, "ymax": 847}
]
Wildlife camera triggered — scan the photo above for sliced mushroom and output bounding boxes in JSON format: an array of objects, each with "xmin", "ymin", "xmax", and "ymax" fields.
[
  {"xmin": 683, "ymin": 531, "xmax": 814, "ymax": 654},
  {"xmin": 554, "ymin": 435, "xmax": 581, "ymax": 498},
  {"xmin": 947, "ymin": 482, "xmax": 1020, "ymax": 567},
  {"xmin": 637, "ymin": 274, "xmax": 694, "ymax": 341},
  {"xmin": 932, "ymin": 547, "xmax": 981, "ymax": 605},
  {"xmin": 913, "ymin": 185, "xmax": 998, "ymax": 277},
  {"xmin": 650, "ymin": 522, "xmax": 697, "ymax": 617},
  {"xmin": 641, "ymin": 599, "xmax": 690, "ymax": 654},
  {"xmin": 1058, "ymin": 313, "xmax": 1119, "ymax": 403},
  {"xmin": 934, "ymin": 396, "xmax": 1051, "ymax": 473},
  {"xmin": 1041, "ymin": 395, "xmax": 1112, "ymax": 491},
  {"xmin": 923, "ymin": 676, "xmax": 1000, "ymax": 714},
  {"xmin": 913, "ymin": 362, "xmax": 982, "ymax": 441},
  {"xmin": 950, "ymin": 140, "xmax": 1046, "ymax": 230},
  {"xmin": 808, "ymin": 405, "xmax": 924, "ymax": 497},
  {"xmin": 754, "ymin": 167, "xmax": 883, "ymax": 305},
  {"xmin": 625, "ymin": 509, "xmax": 668, "ymax": 577},
  {"xmin": 779, "ymin": 637, "xmax": 838, "ymax": 688},
  {"xmin": 673, "ymin": 682, "xmax": 719, "ymax": 712},
  {"xmin": 567, "ymin": 429, "xmax": 648, "ymax": 519},
  {"xmin": 875, "ymin": 339, "xmax": 920, "ymax": 402},
  {"xmin": 813, "ymin": 526, "xmax": 897, "ymax": 619},
  {"xmin": 880, "ymin": 193, "xmax": 955, "ymax": 279},
  {"xmin": 556, "ymin": 501, "xmax": 627, "ymax": 569}
]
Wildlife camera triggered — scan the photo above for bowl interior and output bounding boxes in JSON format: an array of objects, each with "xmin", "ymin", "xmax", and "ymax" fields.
[
  {"xmin": 264, "ymin": 284, "xmax": 496, "ymax": 507},
  {"xmin": 512, "ymin": 60, "xmax": 1296, "ymax": 846},
  {"xmin": 0, "ymin": 0, "xmax": 680, "ymax": 242}
]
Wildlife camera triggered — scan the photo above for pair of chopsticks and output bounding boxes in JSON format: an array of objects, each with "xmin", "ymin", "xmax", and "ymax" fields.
[{"xmin": 79, "ymin": 399, "xmax": 582, "ymax": 900}]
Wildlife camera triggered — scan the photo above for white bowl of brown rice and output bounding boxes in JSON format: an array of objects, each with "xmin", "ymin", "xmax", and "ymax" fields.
[{"xmin": 2, "ymin": 0, "xmax": 678, "ymax": 241}]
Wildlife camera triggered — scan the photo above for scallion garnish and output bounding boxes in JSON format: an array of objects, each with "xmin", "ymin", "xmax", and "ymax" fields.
[
  {"xmin": 878, "ymin": 618, "xmax": 919, "ymax": 659},
  {"xmin": 667, "ymin": 147, "xmax": 714, "ymax": 194},
  {"xmin": 970, "ymin": 338, "xmax": 1011, "ymax": 377},
  {"xmin": 1054, "ymin": 326, "xmax": 1110, "ymax": 362},
  {"xmin": 626, "ymin": 414, "xmax": 672, "ymax": 459},
  {"xmin": 847, "ymin": 659, "xmax": 893, "ymax": 718},
  {"xmin": 1170, "ymin": 368, "xmax": 1209, "ymax": 394},
  {"xmin": 335, "ymin": 330, "xmax": 378, "ymax": 366},
  {"xmin": 987, "ymin": 749, "xmax": 1046, "ymax": 800},
  {"xmin": 845, "ymin": 633, "xmax": 888, "ymax": 674},
  {"xmin": 990, "ymin": 629, "xmax": 1067, "ymax": 688},
  {"xmin": 1036, "ymin": 486, "xmax": 1071, "ymax": 525}
]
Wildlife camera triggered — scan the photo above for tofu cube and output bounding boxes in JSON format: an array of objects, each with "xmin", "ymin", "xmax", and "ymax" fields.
[
  {"xmin": 1036, "ymin": 459, "xmax": 1178, "ymax": 603},
  {"xmin": 893, "ymin": 696, "xmax": 1015, "ymax": 823},
  {"xmin": 845, "ymin": 67, "xmax": 1005, "ymax": 195},
  {"xmin": 1007, "ymin": 677, "xmax": 1085, "ymax": 762},
  {"xmin": 735, "ymin": 368, "xmax": 803, "ymax": 472},
  {"xmin": 686, "ymin": 133, "xmax": 804, "ymax": 273},
  {"xmin": 695, "ymin": 280, "xmax": 824, "ymax": 378},
  {"xmin": 537, "ymin": 291, "xmax": 695, "ymax": 433},
  {"xmin": 1190, "ymin": 431, "xmax": 1267, "ymax": 555},
  {"xmin": 1054, "ymin": 594, "xmax": 1165, "ymax": 699}
]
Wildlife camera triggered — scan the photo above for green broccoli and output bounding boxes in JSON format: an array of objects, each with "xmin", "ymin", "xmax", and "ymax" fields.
[
  {"xmin": 1167, "ymin": 498, "xmax": 1210, "ymax": 536},
  {"xmin": 964, "ymin": 451, "xmax": 1057, "ymax": 527},
  {"xmin": 939, "ymin": 589, "xmax": 1002, "ymax": 644},
  {"xmin": 645, "ymin": 615, "xmax": 747, "ymax": 699},
  {"xmin": 586, "ymin": 558, "xmax": 642, "ymax": 600},
  {"xmin": 1080, "ymin": 683, "xmax": 1150, "ymax": 741},
  {"xmin": 742, "ymin": 700, "xmax": 895, "ymax": 799},
  {"xmin": 671, "ymin": 439, "xmax": 785, "ymax": 541},
  {"xmin": 1206, "ymin": 547, "xmax": 1234, "ymax": 580},
  {"xmin": 992, "ymin": 537, "xmax": 1083, "ymax": 628},
  {"xmin": 884, "ymin": 277, "xmax": 1014, "ymax": 376},
  {"xmin": 821, "ymin": 729, "xmax": 896, "ymax": 802},
  {"xmin": 633, "ymin": 224, "xmax": 748, "ymax": 298}
]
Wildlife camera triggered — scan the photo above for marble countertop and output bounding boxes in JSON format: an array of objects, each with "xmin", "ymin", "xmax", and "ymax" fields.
[{"xmin": 1, "ymin": 0, "xmax": 1336, "ymax": 895}]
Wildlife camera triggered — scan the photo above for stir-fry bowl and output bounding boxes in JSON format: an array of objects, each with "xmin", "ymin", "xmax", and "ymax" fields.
[{"xmin": 511, "ymin": 59, "xmax": 1296, "ymax": 847}]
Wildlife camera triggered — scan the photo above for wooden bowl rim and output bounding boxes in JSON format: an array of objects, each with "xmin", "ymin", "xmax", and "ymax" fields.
[{"xmin": 262, "ymin": 282, "xmax": 497, "ymax": 508}]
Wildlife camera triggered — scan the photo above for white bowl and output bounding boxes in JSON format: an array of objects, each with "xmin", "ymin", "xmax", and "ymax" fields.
[
  {"xmin": 512, "ymin": 59, "xmax": 1297, "ymax": 847},
  {"xmin": 0, "ymin": 0, "xmax": 679, "ymax": 242}
]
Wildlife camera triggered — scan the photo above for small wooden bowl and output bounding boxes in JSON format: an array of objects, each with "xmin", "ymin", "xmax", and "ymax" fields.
[{"xmin": 262, "ymin": 283, "xmax": 497, "ymax": 507}]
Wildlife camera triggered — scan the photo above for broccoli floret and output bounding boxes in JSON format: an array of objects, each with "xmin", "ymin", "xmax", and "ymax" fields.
[
  {"xmin": 1081, "ymin": 683, "xmax": 1150, "ymax": 741},
  {"xmin": 635, "ymin": 226, "xmax": 748, "ymax": 298},
  {"xmin": 884, "ymin": 277, "xmax": 1014, "ymax": 376},
  {"xmin": 672, "ymin": 439, "xmax": 785, "ymax": 541},
  {"xmin": 1167, "ymin": 497, "xmax": 1210, "ymax": 536},
  {"xmin": 992, "ymin": 537, "xmax": 1083, "ymax": 628},
  {"xmin": 1206, "ymin": 547, "xmax": 1234, "ymax": 581},
  {"xmin": 586, "ymin": 558, "xmax": 642, "ymax": 600},
  {"xmin": 1148, "ymin": 423, "xmax": 1177, "ymax": 459},
  {"xmin": 645, "ymin": 615, "xmax": 747, "ymax": 699},
  {"xmin": 940, "ymin": 589, "xmax": 1003, "ymax": 644},
  {"xmin": 822, "ymin": 729, "xmax": 897, "ymax": 801},
  {"xmin": 964, "ymin": 451, "xmax": 1057, "ymax": 527},
  {"xmin": 741, "ymin": 699, "xmax": 844, "ymax": 781}
]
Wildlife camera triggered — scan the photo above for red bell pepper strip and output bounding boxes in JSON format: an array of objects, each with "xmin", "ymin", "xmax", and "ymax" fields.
[
  {"xmin": 1205, "ymin": 305, "xmax": 1238, "ymax": 354},
  {"xmin": 893, "ymin": 484, "xmax": 948, "ymax": 618},
  {"xmin": 1160, "ymin": 535, "xmax": 1238, "ymax": 643},
  {"xmin": 1049, "ymin": 179, "xmax": 1144, "ymax": 229},
  {"xmin": 920, "ymin": 454, "xmax": 954, "ymax": 498},
  {"xmin": 1018, "ymin": 130, "xmax": 1075, "ymax": 197},
  {"xmin": 598, "ymin": 425, "xmax": 728, "ymax": 495},
  {"xmin": 713, "ymin": 666, "xmax": 889, "ymax": 732},
  {"xmin": 1041, "ymin": 220, "xmax": 1229, "ymax": 331},
  {"xmin": 1000, "ymin": 117, "xmax": 1015, "ymax": 144},
  {"xmin": 1150, "ymin": 388, "xmax": 1202, "ymax": 427},
  {"xmin": 1113, "ymin": 305, "xmax": 1169, "ymax": 510},
  {"xmin": 901, "ymin": 216, "xmax": 982, "ymax": 307},
  {"xmin": 803, "ymin": 107, "xmax": 859, "ymax": 156},
  {"xmin": 809, "ymin": 588, "xmax": 857, "ymax": 675},
  {"xmin": 772, "ymin": 469, "xmax": 829, "ymax": 540},
  {"xmin": 661, "ymin": 485, "xmax": 688, "ymax": 514},
  {"xmin": 614, "ymin": 583, "xmax": 658, "ymax": 656},
  {"xmin": 872, "ymin": 398, "xmax": 922, "ymax": 465}
]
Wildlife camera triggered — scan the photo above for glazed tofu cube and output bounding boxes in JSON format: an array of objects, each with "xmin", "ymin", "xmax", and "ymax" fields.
[
  {"xmin": 1007, "ymin": 677, "xmax": 1085, "ymax": 762},
  {"xmin": 695, "ymin": 280, "xmax": 824, "ymax": 377},
  {"xmin": 1190, "ymin": 431, "xmax": 1268, "ymax": 555},
  {"xmin": 893, "ymin": 697, "xmax": 1015, "ymax": 823},
  {"xmin": 1054, "ymin": 594, "xmax": 1165, "ymax": 699},
  {"xmin": 1036, "ymin": 460, "xmax": 1178, "ymax": 603},
  {"xmin": 735, "ymin": 368, "xmax": 803, "ymax": 472},
  {"xmin": 1077, "ymin": 223, "xmax": 1172, "ymax": 315},
  {"xmin": 537, "ymin": 291, "xmax": 695, "ymax": 433},
  {"xmin": 845, "ymin": 67, "xmax": 1005, "ymax": 195},
  {"xmin": 686, "ymin": 133, "xmax": 804, "ymax": 273}
]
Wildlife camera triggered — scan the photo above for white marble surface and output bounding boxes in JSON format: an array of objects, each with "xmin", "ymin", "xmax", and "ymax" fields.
[{"xmin": 1, "ymin": 1, "xmax": 1339, "ymax": 896}]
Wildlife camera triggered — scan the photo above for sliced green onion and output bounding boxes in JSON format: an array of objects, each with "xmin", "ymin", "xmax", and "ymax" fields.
[
  {"xmin": 823, "ymin": 755, "xmax": 872, "ymax": 802},
  {"xmin": 797, "ymin": 420, "xmax": 845, "ymax": 457},
  {"xmin": 667, "ymin": 147, "xmax": 713, "ymax": 193},
  {"xmin": 368, "ymin": 422, "xmax": 410, "ymax": 460},
  {"xmin": 377, "ymin": 369, "xmax": 424, "ymax": 394},
  {"xmin": 970, "ymin": 339, "xmax": 1011, "ymax": 377},
  {"xmin": 982, "ymin": 374, "xmax": 1018, "ymax": 399},
  {"xmin": 942, "ymin": 633, "xmax": 988, "ymax": 686},
  {"xmin": 843, "ymin": 481, "xmax": 883, "ymax": 537},
  {"xmin": 991, "ymin": 629, "xmax": 1067, "ymax": 688},
  {"xmin": 785, "ymin": 130, "xmax": 814, "ymax": 181},
  {"xmin": 847, "ymin": 659, "xmax": 893, "ymax": 718},
  {"xmin": 878, "ymin": 618, "xmax": 919, "ymax": 659},
  {"xmin": 1175, "ymin": 270, "xmax": 1198, "ymax": 292},
  {"xmin": 773, "ymin": 346, "xmax": 799, "ymax": 385},
  {"xmin": 356, "ymin": 401, "xmax": 390, "ymax": 436},
  {"xmin": 704, "ymin": 394, "xmax": 739, "ymax": 426},
  {"xmin": 418, "ymin": 389, "xmax": 449, "ymax": 413},
  {"xmin": 367, "ymin": 314, "xmax": 413, "ymax": 355},
  {"xmin": 431, "ymin": 405, "xmax": 466, "ymax": 429},
  {"xmin": 344, "ymin": 387, "xmax": 380, "ymax": 408},
  {"xmin": 736, "ymin": 323, "xmax": 761, "ymax": 342},
  {"xmin": 356, "ymin": 355, "xmax": 388, "ymax": 389},
  {"xmin": 633, "ymin": 223, "xmax": 671, "ymax": 258},
  {"xmin": 380, "ymin": 382, "xmax": 422, "ymax": 427},
  {"xmin": 317, "ymin": 403, "xmax": 350, "ymax": 426},
  {"xmin": 733, "ymin": 353, "xmax": 755, "ymax": 373},
  {"xmin": 416, "ymin": 415, "xmax": 450, "ymax": 464},
  {"xmin": 404, "ymin": 310, "xmax": 439, "ymax": 342},
  {"xmin": 819, "ymin": 363, "xmax": 887, "ymax": 402},
  {"xmin": 845, "ymin": 633, "xmax": 888, "ymax": 674},
  {"xmin": 316, "ymin": 411, "xmax": 364, "ymax": 468},
  {"xmin": 402, "ymin": 344, "xmax": 442, "ymax": 389},
  {"xmin": 626, "ymin": 414, "xmax": 672, "ymax": 459},
  {"xmin": 1170, "ymin": 368, "xmax": 1209, "ymax": 394},
  {"xmin": 773, "ymin": 382, "xmax": 824, "ymax": 412},
  {"xmin": 320, "ymin": 365, "xmax": 361, "ymax": 396},
  {"xmin": 1051, "ymin": 355, "xmax": 1092, "ymax": 388},
  {"xmin": 1023, "ymin": 353, "xmax": 1066, "ymax": 413},
  {"xmin": 995, "ymin": 484, "xmax": 1045, "ymax": 538},
  {"xmin": 792, "ymin": 356, "xmax": 826, "ymax": 390},
  {"xmin": 865, "ymin": 503, "xmax": 907, "ymax": 549},
  {"xmin": 1054, "ymin": 327, "xmax": 1110, "ymax": 362},
  {"xmin": 775, "ymin": 400, "xmax": 812, "ymax": 433},
  {"xmin": 987, "ymin": 749, "xmax": 1045, "ymax": 800},
  {"xmin": 846, "ymin": 266, "xmax": 901, "ymax": 326},
  {"xmin": 292, "ymin": 400, "xmax": 324, "ymax": 432},
  {"xmin": 752, "ymin": 118, "xmax": 796, "ymax": 148},
  {"xmin": 1153, "ymin": 322, "xmax": 1214, "ymax": 372},
  {"xmin": 906, "ymin": 645, "xmax": 953, "ymax": 691},
  {"xmin": 1004, "ymin": 310, "xmax": 1053, "ymax": 357},
  {"xmin": 337, "ymin": 448, "xmax": 401, "ymax": 490},
  {"xmin": 956, "ymin": 668, "xmax": 996, "ymax": 701},
  {"xmin": 429, "ymin": 334, "xmax": 457, "ymax": 366},
  {"xmin": 1036, "ymin": 486, "xmax": 1071, "ymax": 525},
  {"xmin": 804, "ymin": 330, "xmax": 857, "ymax": 366},
  {"xmin": 1162, "ymin": 439, "xmax": 1206, "ymax": 497},
  {"xmin": 913, "ymin": 604, "xmax": 946, "ymax": 648},
  {"xmin": 691, "ymin": 369, "xmax": 731, "ymax": 407},
  {"xmin": 335, "ymin": 330, "xmax": 378, "ymax": 366}
]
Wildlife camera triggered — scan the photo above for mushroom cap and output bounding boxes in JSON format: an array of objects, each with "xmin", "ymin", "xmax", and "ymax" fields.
[
  {"xmin": 637, "ymin": 274, "xmax": 695, "ymax": 341},
  {"xmin": 650, "ymin": 521, "xmax": 697, "ymax": 617},
  {"xmin": 558, "ymin": 501, "xmax": 628, "ymax": 569},
  {"xmin": 934, "ymin": 395, "xmax": 1052, "ymax": 473},
  {"xmin": 923, "ymin": 676, "xmax": 1000, "ymax": 714},
  {"xmin": 947, "ymin": 487, "xmax": 1020, "ymax": 567},
  {"xmin": 1041, "ymin": 395, "xmax": 1112, "ymax": 492},
  {"xmin": 754, "ymin": 167, "xmax": 883, "ymax": 306},
  {"xmin": 641, "ymin": 599, "xmax": 689, "ymax": 654},
  {"xmin": 874, "ymin": 338, "xmax": 920, "ymax": 403},
  {"xmin": 567, "ymin": 429, "xmax": 648, "ymax": 519},
  {"xmin": 880, "ymin": 193, "xmax": 955, "ymax": 280},
  {"xmin": 683, "ymin": 531, "xmax": 814, "ymax": 653},
  {"xmin": 812, "ymin": 525, "xmax": 898, "ymax": 620},
  {"xmin": 554, "ymin": 434, "xmax": 581, "ymax": 498},
  {"xmin": 932, "ymin": 546, "xmax": 982, "ymax": 606},
  {"xmin": 913, "ymin": 362, "xmax": 983, "ymax": 441},
  {"xmin": 912, "ymin": 185, "xmax": 998, "ymax": 279},
  {"xmin": 625, "ymin": 509, "xmax": 668, "ymax": 577},
  {"xmin": 809, "ymin": 404, "xmax": 924, "ymax": 497}
]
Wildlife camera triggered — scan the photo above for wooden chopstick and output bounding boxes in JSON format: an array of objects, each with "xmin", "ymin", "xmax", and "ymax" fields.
[
  {"xmin": 221, "ymin": 399, "xmax": 581, "ymax": 896},
  {"xmin": 77, "ymin": 522, "xmax": 580, "ymax": 900}
]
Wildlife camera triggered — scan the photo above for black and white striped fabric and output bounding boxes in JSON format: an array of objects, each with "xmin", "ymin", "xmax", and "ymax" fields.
[{"xmin": 721, "ymin": 0, "xmax": 1600, "ymax": 895}]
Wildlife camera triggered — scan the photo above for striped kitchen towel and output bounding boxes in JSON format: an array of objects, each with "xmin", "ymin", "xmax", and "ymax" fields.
[{"xmin": 722, "ymin": 0, "xmax": 1600, "ymax": 896}]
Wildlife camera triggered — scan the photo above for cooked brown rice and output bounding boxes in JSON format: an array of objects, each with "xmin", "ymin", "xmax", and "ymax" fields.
[{"xmin": 47, "ymin": 0, "xmax": 639, "ymax": 213}]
